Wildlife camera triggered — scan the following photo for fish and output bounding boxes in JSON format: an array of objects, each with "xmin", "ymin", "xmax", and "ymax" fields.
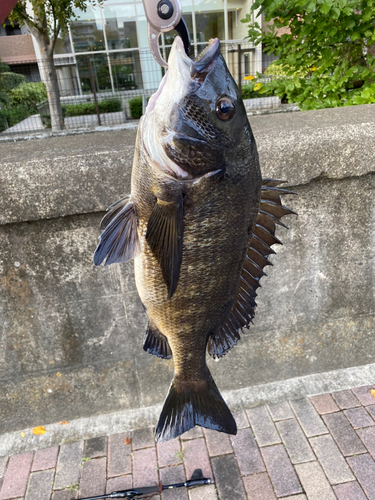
[{"xmin": 93, "ymin": 36, "xmax": 296, "ymax": 442}]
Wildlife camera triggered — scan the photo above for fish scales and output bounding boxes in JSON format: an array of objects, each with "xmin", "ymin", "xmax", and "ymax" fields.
[{"xmin": 94, "ymin": 35, "xmax": 295, "ymax": 442}]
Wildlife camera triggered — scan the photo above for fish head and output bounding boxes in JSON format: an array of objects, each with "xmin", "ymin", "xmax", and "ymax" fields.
[{"xmin": 143, "ymin": 37, "xmax": 250, "ymax": 179}]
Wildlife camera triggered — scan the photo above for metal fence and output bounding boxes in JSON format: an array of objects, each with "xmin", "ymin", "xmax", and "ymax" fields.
[{"xmin": 0, "ymin": 41, "xmax": 275, "ymax": 136}]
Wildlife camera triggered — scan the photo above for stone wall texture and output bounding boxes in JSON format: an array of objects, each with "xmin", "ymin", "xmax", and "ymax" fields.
[{"xmin": 1, "ymin": 104, "xmax": 374, "ymax": 434}]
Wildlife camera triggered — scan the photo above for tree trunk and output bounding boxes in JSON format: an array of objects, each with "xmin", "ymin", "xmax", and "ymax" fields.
[{"xmin": 39, "ymin": 49, "xmax": 64, "ymax": 131}]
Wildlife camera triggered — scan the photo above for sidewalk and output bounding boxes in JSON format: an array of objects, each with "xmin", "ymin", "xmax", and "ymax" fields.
[{"xmin": 1, "ymin": 385, "xmax": 375, "ymax": 500}]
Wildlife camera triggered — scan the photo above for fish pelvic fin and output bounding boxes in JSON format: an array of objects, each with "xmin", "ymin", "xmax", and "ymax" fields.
[
  {"xmin": 146, "ymin": 194, "xmax": 184, "ymax": 300},
  {"xmin": 208, "ymin": 178, "xmax": 297, "ymax": 360},
  {"xmin": 143, "ymin": 320, "xmax": 172, "ymax": 359},
  {"xmin": 155, "ymin": 371, "xmax": 237, "ymax": 443},
  {"xmin": 93, "ymin": 196, "xmax": 140, "ymax": 266}
]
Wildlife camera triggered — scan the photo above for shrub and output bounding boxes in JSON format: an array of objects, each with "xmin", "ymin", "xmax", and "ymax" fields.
[
  {"xmin": 242, "ymin": 81, "xmax": 275, "ymax": 99},
  {"xmin": 10, "ymin": 82, "xmax": 47, "ymax": 113},
  {"xmin": 0, "ymin": 105, "xmax": 31, "ymax": 132},
  {"xmin": 64, "ymin": 98, "xmax": 122, "ymax": 117},
  {"xmin": 0, "ymin": 72, "xmax": 27, "ymax": 93},
  {"xmin": 129, "ymin": 96, "xmax": 148, "ymax": 119}
]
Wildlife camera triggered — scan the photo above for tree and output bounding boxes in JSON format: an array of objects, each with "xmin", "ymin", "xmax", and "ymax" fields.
[
  {"xmin": 242, "ymin": 0, "xmax": 375, "ymax": 109},
  {"xmin": 9, "ymin": 0, "xmax": 101, "ymax": 130}
]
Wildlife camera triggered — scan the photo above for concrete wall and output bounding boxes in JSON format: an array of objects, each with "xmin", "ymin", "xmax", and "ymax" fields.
[{"xmin": 1, "ymin": 105, "xmax": 375, "ymax": 434}]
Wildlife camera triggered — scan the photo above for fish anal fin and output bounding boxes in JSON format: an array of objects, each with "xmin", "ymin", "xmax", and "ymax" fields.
[
  {"xmin": 146, "ymin": 195, "xmax": 184, "ymax": 300},
  {"xmin": 208, "ymin": 177, "xmax": 296, "ymax": 359},
  {"xmin": 143, "ymin": 321, "xmax": 172, "ymax": 359},
  {"xmin": 155, "ymin": 372, "xmax": 237, "ymax": 442},
  {"xmin": 93, "ymin": 197, "xmax": 140, "ymax": 266}
]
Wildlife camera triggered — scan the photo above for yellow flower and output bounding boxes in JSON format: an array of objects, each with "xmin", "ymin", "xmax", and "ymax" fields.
[
  {"xmin": 311, "ymin": 67, "xmax": 317, "ymax": 71},
  {"xmin": 279, "ymin": 17, "xmax": 283, "ymax": 21},
  {"xmin": 254, "ymin": 83, "xmax": 262, "ymax": 91},
  {"xmin": 243, "ymin": 75, "xmax": 255, "ymax": 81}
]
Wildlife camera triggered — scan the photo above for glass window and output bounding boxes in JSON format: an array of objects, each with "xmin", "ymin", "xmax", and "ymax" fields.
[
  {"xmin": 76, "ymin": 54, "xmax": 112, "ymax": 93},
  {"xmin": 136, "ymin": 3, "xmax": 149, "ymax": 48},
  {"xmin": 103, "ymin": 4, "xmax": 138, "ymax": 50},
  {"xmin": 55, "ymin": 30, "xmax": 73, "ymax": 54},
  {"xmin": 71, "ymin": 6, "xmax": 106, "ymax": 53},
  {"xmin": 109, "ymin": 51, "xmax": 143, "ymax": 90},
  {"xmin": 163, "ymin": 14, "xmax": 194, "ymax": 46}
]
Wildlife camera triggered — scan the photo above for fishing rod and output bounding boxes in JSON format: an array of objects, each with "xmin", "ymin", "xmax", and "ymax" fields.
[{"xmin": 78, "ymin": 469, "xmax": 211, "ymax": 500}]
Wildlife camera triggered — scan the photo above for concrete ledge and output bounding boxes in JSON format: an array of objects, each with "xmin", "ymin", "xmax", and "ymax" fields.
[{"xmin": 2, "ymin": 361, "xmax": 375, "ymax": 457}]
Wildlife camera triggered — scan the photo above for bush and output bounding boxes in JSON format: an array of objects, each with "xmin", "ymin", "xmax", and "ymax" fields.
[
  {"xmin": 65, "ymin": 98, "xmax": 122, "ymax": 117},
  {"xmin": 0, "ymin": 72, "xmax": 27, "ymax": 93},
  {"xmin": 129, "ymin": 96, "xmax": 151, "ymax": 119},
  {"xmin": 10, "ymin": 82, "xmax": 47, "ymax": 113},
  {"xmin": 242, "ymin": 81, "xmax": 275, "ymax": 99},
  {"xmin": 0, "ymin": 105, "xmax": 31, "ymax": 132}
]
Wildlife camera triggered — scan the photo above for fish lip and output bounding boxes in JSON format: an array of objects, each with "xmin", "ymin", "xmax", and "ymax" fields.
[
  {"xmin": 163, "ymin": 127, "xmax": 208, "ymax": 146},
  {"xmin": 173, "ymin": 36, "xmax": 220, "ymax": 79}
]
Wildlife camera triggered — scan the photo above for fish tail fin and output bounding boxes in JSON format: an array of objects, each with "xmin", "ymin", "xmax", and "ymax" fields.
[{"xmin": 155, "ymin": 372, "xmax": 237, "ymax": 443}]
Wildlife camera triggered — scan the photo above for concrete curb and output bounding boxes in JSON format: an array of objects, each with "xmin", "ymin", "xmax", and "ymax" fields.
[{"xmin": 2, "ymin": 361, "xmax": 375, "ymax": 457}]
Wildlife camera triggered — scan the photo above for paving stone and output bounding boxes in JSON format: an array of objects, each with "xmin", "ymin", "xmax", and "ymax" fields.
[
  {"xmin": 32, "ymin": 446, "xmax": 59, "ymax": 471},
  {"xmin": 203, "ymin": 429, "xmax": 232, "ymax": 457},
  {"xmin": 182, "ymin": 438, "xmax": 212, "ymax": 481},
  {"xmin": 79, "ymin": 457, "xmax": 106, "ymax": 497},
  {"xmin": 106, "ymin": 475, "xmax": 132, "ymax": 494},
  {"xmin": 232, "ymin": 409, "xmax": 249, "ymax": 429},
  {"xmin": 309, "ymin": 434, "xmax": 354, "ymax": 484},
  {"xmin": 367, "ymin": 405, "xmax": 375, "ymax": 420},
  {"xmin": 290, "ymin": 398, "xmax": 328, "ymax": 437},
  {"xmin": 181, "ymin": 427, "xmax": 203, "ymax": 440},
  {"xmin": 0, "ymin": 451, "xmax": 34, "ymax": 499},
  {"xmin": 333, "ymin": 481, "xmax": 367, "ymax": 500},
  {"xmin": 108, "ymin": 433, "xmax": 131, "ymax": 477},
  {"xmin": 160, "ymin": 465, "xmax": 187, "ymax": 500},
  {"xmin": 132, "ymin": 427, "xmax": 155, "ymax": 450},
  {"xmin": 242, "ymin": 472, "xmax": 277, "ymax": 500},
  {"xmin": 323, "ymin": 412, "xmax": 366, "ymax": 456},
  {"xmin": 0, "ymin": 458, "xmax": 8, "ymax": 478},
  {"xmin": 282, "ymin": 496, "xmax": 307, "ymax": 500},
  {"xmin": 347, "ymin": 453, "xmax": 375, "ymax": 499},
  {"xmin": 54, "ymin": 441, "xmax": 83, "ymax": 490},
  {"xmin": 83, "ymin": 437, "xmax": 107, "ymax": 459},
  {"xmin": 344, "ymin": 407, "xmax": 375, "ymax": 429},
  {"xmin": 332, "ymin": 390, "xmax": 361, "ymax": 409},
  {"xmin": 276, "ymin": 418, "xmax": 315, "ymax": 464},
  {"xmin": 188, "ymin": 484, "xmax": 217, "ymax": 500},
  {"xmin": 295, "ymin": 462, "xmax": 336, "ymax": 500},
  {"xmin": 52, "ymin": 490, "xmax": 78, "ymax": 500},
  {"xmin": 211, "ymin": 454, "xmax": 247, "ymax": 500},
  {"xmin": 246, "ymin": 406, "xmax": 281, "ymax": 446},
  {"xmin": 25, "ymin": 469, "xmax": 55, "ymax": 500},
  {"xmin": 157, "ymin": 438, "xmax": 182, "ymax": 468},
  {"xmin": 357, "ymin": 427, "xmax": 375, "ymax": 459},
  {"xmin": 310, "ymin": 394, "xmax": 340, "ymax": 414},
  {"xmin": 133, "ymin": 447, "xmax": 158, "ymax": 488},
  {"xmin": 261, "ymin": 444, "xmax": 302, "ymax": 497},
  {"xmin": 352, "ymin": 385, "xmax": 375, "ymax": 406},
  {"xmin": 267, "ymin": 401, "xmax": 294, "ymax": 421},
  {"xmin": 230, "ymin": 428, "xmax": 265, "ymax": 475}
]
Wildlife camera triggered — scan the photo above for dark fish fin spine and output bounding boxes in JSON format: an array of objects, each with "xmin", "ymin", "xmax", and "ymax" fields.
[
  {"xmin": 143, "ymin": 321, "xmax": 172, "ymax": 359},
  {"xmin": 93, "ymin": 197, "xmax": 140, "ymax": 266},
  {"xmin": 155, "ymin": 372, "xmax": 237, "ymax": 443},
  {"xmin": 146, "ymin": 194, "xmax": 184, "ymax": 300},
  {"xmin": 208, "ymin": 178, "xmax": 297, "ymax": 360}
]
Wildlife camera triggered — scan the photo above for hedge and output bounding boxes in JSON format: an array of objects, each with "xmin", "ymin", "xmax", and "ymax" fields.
[
  {"xmin": 129, "ymin": 96, "xmax": 150, "ymax": 119},
  {"xmin": 65, "ymin": 98, "xmax": 122, "ymax": 117},
  {"xmin": 0, "ymin": 105, "xmax": 31, "ymax": 132},
  {"xmin": 10, "ymin": 82, "xmax": 47, "ymax": 113}
]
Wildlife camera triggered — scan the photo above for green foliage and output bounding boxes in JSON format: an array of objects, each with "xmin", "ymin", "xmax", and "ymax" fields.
[
  {"xmin": 242, "ymin": 0, "xmax": 375, "ymax": 110},
  {"xmin": 65, "ymin": 98, "xmax": 122, "ymax": 117},
  {"xmin": 0, "ymin": 72, "xmax": 27, "ymax": 94},
  {"xmin": 129, "ymin": 97, "xmax": 143, "ymax": 119},
  {"xmin": 242, "ymin": 82, "xmax": 274, "ymax": 98},
  {"xmin": 0, "ymin": 105, "xmax": 31, "ymax": 132},
  {"xmin": 10, "ymin": 82, "xmax": 48, "ymax": 113}
]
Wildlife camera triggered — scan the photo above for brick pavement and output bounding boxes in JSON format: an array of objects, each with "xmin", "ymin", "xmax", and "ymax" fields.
[{"xmin": 2, "ymin": 385, "xmax": 375, "ymax": 500}]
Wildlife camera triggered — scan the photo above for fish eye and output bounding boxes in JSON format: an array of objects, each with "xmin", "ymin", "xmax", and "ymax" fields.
[{"xmin": 216, "ymin": 97, "xmax": 235, "ymax": 121}]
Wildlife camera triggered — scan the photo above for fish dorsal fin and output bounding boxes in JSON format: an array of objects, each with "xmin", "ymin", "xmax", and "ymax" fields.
[
  {"xmin": 208, "ymin": 179, "xmax": 297, "ymax": 359},
  {"xmin": 146, "ymin": 195, "xmax": 184, "ymax": 300},
  {"xmin": 143, "ymin": 320, "xmax": 172, "ymax": 359},
  {"xmin": 93, "ymin": 196, "xmax": 140, "ymax": 266}
]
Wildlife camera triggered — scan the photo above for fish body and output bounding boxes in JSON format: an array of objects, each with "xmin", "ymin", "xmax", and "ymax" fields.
[{"xmin": 94, "ymin": 37, "xmax": 295, "ymax": 442}]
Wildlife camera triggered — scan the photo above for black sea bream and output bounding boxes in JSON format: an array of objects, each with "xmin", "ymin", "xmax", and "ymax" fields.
[{"xmin": 94, "ymin": 36, "xmax": 295, "ymax": 442}]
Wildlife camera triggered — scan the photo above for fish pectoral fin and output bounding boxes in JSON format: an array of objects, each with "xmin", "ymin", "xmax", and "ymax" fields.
[
  {"xmin": 93, "ymin": 197, "xmax": 140, "ymax": 266},
  {"xmin": 208, "ymin": 178, "xmax": 297, "ymax": 360},
  {"xmin": 146, "ymin": 194, "xmax": 184, "ymax": 300},
  {"xmin": 155, "ymin": 372, "xmax": 237, "ymax": 443},
  {"xmin": 143, "ymin": 321, "xmax": 172, "ymax": 359}
]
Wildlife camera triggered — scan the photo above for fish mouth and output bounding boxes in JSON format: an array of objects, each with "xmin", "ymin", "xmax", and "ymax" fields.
[{"xmin": 173, "ymin": 36, "xmax": 220, "ymax": 81}]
